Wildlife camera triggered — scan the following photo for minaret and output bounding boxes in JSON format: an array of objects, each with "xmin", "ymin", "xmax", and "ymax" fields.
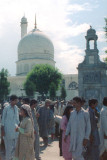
[
  {"xmin": 21, "ymin": 15, "xmax": 28, "ymax": 38},
  {"xmin": 34, "ymin": 14, "xmax": 37, "ymax": 29}
]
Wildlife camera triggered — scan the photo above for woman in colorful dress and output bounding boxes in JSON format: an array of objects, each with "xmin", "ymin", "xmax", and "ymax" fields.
[
  {"xmin": 60, "ymin": 105, "xmax": 73, "ymax": 160},
  {"xmin": 13, "ymin": 104, "xmax": 35, "ymax": 160}
]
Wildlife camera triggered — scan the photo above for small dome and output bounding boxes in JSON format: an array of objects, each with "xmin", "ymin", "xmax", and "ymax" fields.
[
  {"xmin": 18, "ymin": 29, "xmax": 54, "ymax": 61},
  {"xmin": 21, "ymin": 16, "xmax": 27, "ymax": 23},
  {"xmin": 87, "ymin": 26, "xmax": 96, "ymax": 35}
]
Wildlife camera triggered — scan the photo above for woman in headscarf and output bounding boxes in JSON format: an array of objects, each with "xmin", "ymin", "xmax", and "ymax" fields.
[
  {"xmin": 13, "ymin": 104, "xmax": 35, "ymax": 160},
  {"xmin": 60, "ymin": 105, "xmax": 73, "ymax": 160}
]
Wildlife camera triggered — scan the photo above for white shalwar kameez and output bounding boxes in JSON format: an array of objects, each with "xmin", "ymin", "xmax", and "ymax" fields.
[
  {"xmin": 65, "ymin": 108, "xmax": 91, "ymax": 160},
  {"xmin": 1, "ymin": 105, "xmax": 19, "ymax": 160},
  {"xmin": 99, "ymin": 105, "xmax": 107, "ymax": 156}
]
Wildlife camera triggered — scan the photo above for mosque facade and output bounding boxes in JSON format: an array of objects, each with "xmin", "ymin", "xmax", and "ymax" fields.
[
  {"xmin": 8, "ymin": 16, "xmax": 78, "ymax": 100},
  {"xmin": 8, "ymin": 16, "xmax": 107, "ymax": 102}
]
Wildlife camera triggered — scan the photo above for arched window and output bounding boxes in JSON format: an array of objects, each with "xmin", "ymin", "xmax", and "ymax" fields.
[
  {"xmin": 17, "ymin": 65, "xmax": 20, "ymax": 74},
  {"xmin": 31, "ymin": 64, "xmax": 35, "ymax": 69},
  {"xmin": 24, "ymin": 64, "xmax": 29, "ymax": 73},
  {"xmin": 89, "ymin": 40, "xmax": 94, "ymax": 49},
  {"xmin": 20, "ymin": 64, "xmax": 22, "ymax": 73},
  {"xmin": 68, "ymin": 81, "xmax": 78, "ymax": 90}
]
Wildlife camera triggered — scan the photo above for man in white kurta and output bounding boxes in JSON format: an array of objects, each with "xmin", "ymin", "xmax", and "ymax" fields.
[
  {"xmin": 1, "ymin": 95, "xmax": 19, "ymax": 160},
  {"xmin": 99, "ymin": 97, "xmax": 107, "ymax": 157},
  {"xmin": 65, "ymin": 97, "xmax": 91, "ymax": 160},
  {"xmin": 58, "ymin": 101, "xmax": 66, "ymax": 116}
]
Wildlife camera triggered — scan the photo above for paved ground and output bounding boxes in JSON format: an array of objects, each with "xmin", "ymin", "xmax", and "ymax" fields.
[
  {"xmin": 0, "ymin": 137, "xmax": 64, "ymax": 160},
  {"xmin": 40, "ymin": 138, "xmax": 64, "ymax": 160},
  {"xmin": 0, "ymin": 124, "xmax": 63, "ymax": 159},
  {"xmin": 0, "ymin": 114, "xmax": 64, "ymax": 160}
]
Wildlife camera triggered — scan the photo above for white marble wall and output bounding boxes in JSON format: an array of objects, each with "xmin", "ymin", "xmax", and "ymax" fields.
[
  {"xmin": 8, "ymin": 74, "xmax": 78, "ymax": 100},
  {"xmin": 16, "ymin": 59, "xmax": 55, "ymax": 76}
]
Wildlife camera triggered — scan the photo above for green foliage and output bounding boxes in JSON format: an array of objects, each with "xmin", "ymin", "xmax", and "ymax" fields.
[
  {"xmin": 0, "ymin": 68, "xmax": 10, "ymax": 102},
  {"xmin": 104, "ymin": 18, "xmax": 107, "ymax": 39},
  {"xmin": 24, "ymin": 64, "xmax": 62, "ymax": 96},
  {"xmin": 104, "ymin": 57, "xmax": 107, "ymax": 63},
  {"xmin": 61, "ymin": 86, "xmax": 66, "ymax": 100},
  {"xmin": 104, "ymin": 18, "xmax": 107, "ymax": 62},
  {"xmin": 49, "ymin": 82, "xmax": 56, "ymax": 100},
  {"xmin": 24, "ymin": 79, "xmax": 36, "ymax": 97}
]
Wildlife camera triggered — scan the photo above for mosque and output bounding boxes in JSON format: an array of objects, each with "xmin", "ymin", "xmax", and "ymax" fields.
[
  {"xmin": 8, "ymin": 16, "xmax": 106, "ymax": 101},
  {"xmin": 8, "ymin": 16, "xmax": 78, "ymax": 100}
]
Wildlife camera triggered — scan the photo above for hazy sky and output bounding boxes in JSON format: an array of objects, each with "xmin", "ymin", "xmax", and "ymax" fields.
[{"xmin": 0, "ymin": 0, "xmax": 107, "ymax": 76}]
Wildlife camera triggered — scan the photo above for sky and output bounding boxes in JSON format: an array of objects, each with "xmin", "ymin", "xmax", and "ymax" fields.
[{"xmin": 0, "ymin": 0, "xmax": 107, "ymax": 76}]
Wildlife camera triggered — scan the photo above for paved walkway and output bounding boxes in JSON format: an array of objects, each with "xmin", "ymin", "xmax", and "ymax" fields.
[
  {"xmin": 0, "ymin": 138, "xmax": 64, "ymax": 160},
  {"xmin": 0, "ymin": 115, "xmax": 64, "ymax": 160},
  {"xmin": 40, "ymin": 138, "xmax": 64, "ymax": 160}
]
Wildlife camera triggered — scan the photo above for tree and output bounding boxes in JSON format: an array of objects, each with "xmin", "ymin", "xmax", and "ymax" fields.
[
  {"xmin": 49, "ymin": 82, "xmax": 56, "ymax": 100},
  {"xmin": 104, "ymin": 18, "xmax": 107, "ymax": 63},
  {"xmin": 104, "ymin": 18, "xmax": 107, "ymax": 39},
  {"xmin": 24, "ymin": 64, "xmax": 62, "ymax": 98},
  {"xmin": 61, "ymin": 86, "xmax": 66, "ymax": 100},
  {"xmin": 24, "ymin": 79, "xmax": 36, "ymax": 97},
  {"xmin": 0, "ymin": 68, "xmax": 10, "ymax": 102}
]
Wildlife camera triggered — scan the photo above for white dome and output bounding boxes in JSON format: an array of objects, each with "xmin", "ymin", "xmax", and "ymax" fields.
[
  {"xmin": 16, "ymin": 28, "xmax": 55, "ymax": 76},
  {"xmin": 18, "ymin": 29, "xmax": 54, "ymax": 61}
]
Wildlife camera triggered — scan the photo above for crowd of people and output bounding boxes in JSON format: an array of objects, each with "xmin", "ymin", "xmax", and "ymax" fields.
[
  {"xmin": 59, "ymin": 97, "xmax": 107, "ymax": 160},
  {"xmin": 0, "ymin": 95, "xmax": 107, "ymax": 160}
]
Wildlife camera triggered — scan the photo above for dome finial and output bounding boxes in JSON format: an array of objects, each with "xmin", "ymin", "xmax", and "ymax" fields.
[
  {"xmin": 90, "ymin": 25, "xmax": 92, "ymax": 29},
  {"xmin": 34, "ymin": 14, "xmax": 37, "ymax": 29}
]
